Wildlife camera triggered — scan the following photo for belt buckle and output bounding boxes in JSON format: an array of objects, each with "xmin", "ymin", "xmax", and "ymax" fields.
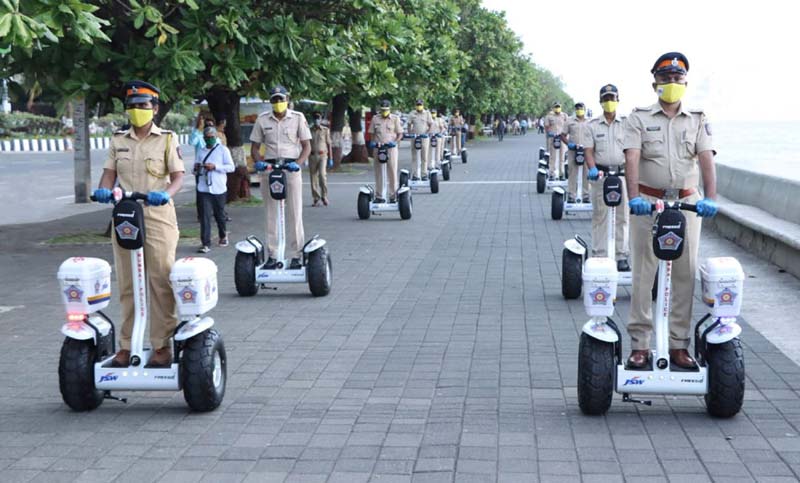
[{"xmin": 663, "ymin": 188, "xmax": 680, "ymax": 200}]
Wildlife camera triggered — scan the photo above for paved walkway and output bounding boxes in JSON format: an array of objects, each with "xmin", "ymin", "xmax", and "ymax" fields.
[{"xmin": 1, "ymin": 133, "xmax": 799, "ymax": 482}]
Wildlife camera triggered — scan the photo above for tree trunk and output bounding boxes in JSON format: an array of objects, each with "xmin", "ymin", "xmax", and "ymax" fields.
[
  {"xmin": 343, "ymin": 105, "xmax": 367, "ymax": 163},
  {"xmin": 330, "ymin": 93, "xmax": 348, "ymax": 170},
  {"xmin": 206, "ymin": 89, "xmax": 248, "ymax": 200}
]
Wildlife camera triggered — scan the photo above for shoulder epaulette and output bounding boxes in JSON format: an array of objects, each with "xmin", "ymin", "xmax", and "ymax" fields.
[
  {"xmin": 633, "ymin": 106, "xmax": 650, "ymax": 112},
  {"xmin": 689, "ymin": 108, "xmax": 705, "ymax": 115},
  {"xmin": 113, "ymin": 129, "xmax": 127, "ymax": 135}
]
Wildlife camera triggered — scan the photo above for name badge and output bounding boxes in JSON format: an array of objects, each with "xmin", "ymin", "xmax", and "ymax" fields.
[
  {"xmin": 646, "ymin": 126, "xmax": 661, "ymax": 132},
  {"xmin": 116, "ymin": 148, "xmax": 130, "ymax": 152},
  {"xmin": 595, "ymin": 133, "xmax": 605, "ymax": 138}
]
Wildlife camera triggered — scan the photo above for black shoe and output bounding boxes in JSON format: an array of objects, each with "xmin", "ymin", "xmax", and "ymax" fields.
[
  {"xmin": 289, "ymin": 258, "xmax": 302, "ymax": 270},
  {"xmin": 582, "ymin": 196, "xmax": 590, "ymax": 204},
  {"xmin": 389, "ymin": 197, "xmax": 397, "ymax": 204},
  {"xmin": 617, "ymin": 259, "xmax": 631, "ymax": 272},
  {"xmin": 374, "ymin": 197, "xmax": 386, "ymax": 204},
  {"xmin": 261, "ymin": 257, "xmax": 278, "ymax": 270},
  {"xmin": 567, "ymin": 195, "xmax": 576, "ymax": 203},
  {"xmin": 422, "ymin": 175, "xmax": 428, "ymax": 181},
  {"xmin": 411, "ymin": 176, "xmax": 420, "ymax": 181}
]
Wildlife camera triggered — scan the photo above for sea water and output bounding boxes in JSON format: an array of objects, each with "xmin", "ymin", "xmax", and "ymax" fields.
[{"xmin": 715, "ymin": 121, "xmax": 800, "ymax": 182}]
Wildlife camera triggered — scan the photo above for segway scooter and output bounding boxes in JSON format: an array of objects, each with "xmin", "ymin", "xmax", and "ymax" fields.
[
  {"xmin": 235, "ymin": 160, "xmax": 332, "ymax": 297},
  {"xmin": 447, "ymin": 127, "xmax": 468, "ymax": 163},
  {"xmin": 561, "ymin": 171, "xmax": 631, "ymax": 299},
  {"xmin": 431, "ymin": 133, "xmax": 450, "ymax": 181},
  {"xmin": 400, "ymin": 133, "xmax": 439, "ymax": 194},
  {"xmin": 536, "ymin": 148, "xmax": 568, "ymax": 194},
  {"xmin": 552, "ymin": 144, "xmax": 592, "ymax": 219},
  {"xmin": 577, "ymin": 200, "xmax": 745, "ymax": 417},
  {"xmin": 357, "ymin": 142, "xmax": 412, "ymax": 220},
  {"xmin": 57, "ymin": 188, "xmax": 226, "ymax": 412}
]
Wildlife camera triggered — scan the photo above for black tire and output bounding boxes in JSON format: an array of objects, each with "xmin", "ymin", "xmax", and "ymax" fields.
[
  {"xmin": 704, "ymin": 338, "xmax": 745, "ymax": 418},
  {"xmin": 551, "ymin": 191, "xmax": 564, "ymax": 220},
  {"xmin": 181, "ymin": 329, "xmax": 226, "ymax": 412},
  {"xmin": 536, "ymin": 171, "xmax": 546, "ymax": 194},
  {"xmin": 442, "ymin": 162, "xmax": 450, "ymax": 181},
  {"xmin": 561, "ymin": 249, "xmax": 583, "ymax": 299},
  {"xmin": 430, "ymin": 172, "xmax": 439, "ymax": 194},
  {"xmin": 234, "ymin": 251, "xmax": 258, "ymax": 296},
  {"xmin": 399, "ymin": 171, "xmax": 409, "ymax": 188},
  {"xmin": 357, "ymin": 192, "xmax": 371, "ymax": 220},
  {"xmin": 59, "ymin": 338, "xmax": 103, "ymax": 411},
  {"xmin": 307, "ymin": 247, "xmax": 332, "ymax": 297},
  {"xmin": 461, "ymin": 150, "xmax": 468, "ymax": 163},
  {"xmin": 577, "ymin": 333, "xmax": 615, "ymax": 415},
  {"xmin": 652, "ymin": 270, "xmax": 659, "ymax": 301},
  {"xmin": 398, "ymin": 191, "xmax": 412, "ymax": 220}
]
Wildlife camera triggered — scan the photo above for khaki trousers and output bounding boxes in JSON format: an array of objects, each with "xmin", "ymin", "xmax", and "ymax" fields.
[
  {"xmin": 374, "ymin": 146, "xmax": 399, "ymax": 200},
  {"xmin": 589, "ymin": 176, "xmax": 629, "ymax": 259},
  {"xmin": 628, "ymin": 192, "xmax": 702, "ymax": 350},
  {"xmin": 261, "ymin": 170, "xmax": 305, "ymax": 259},
  {"xmin": 309, "ymin": 154, "xmax": 328, "ymax": 202},
  {"xmin": 547, "ymin": 137, "xmax": 565, "ymax": 177},
  {"xmin": 567, "ymin": 150, "xmax": 590, "ymax": 199},
  {"xmin": 437, "ymin": 137, "xmax": 444, "ymax": 166},
  {"xmin": 411, "ymin": 138, "xmax": 431, "ymax": 177},
  {"xmin": 453, "ymin": 131, "xmax": 462, "ymax": 153},
  {"xmin": 112, "ymin": 204, "xmax": 179, "ymax": 351}
]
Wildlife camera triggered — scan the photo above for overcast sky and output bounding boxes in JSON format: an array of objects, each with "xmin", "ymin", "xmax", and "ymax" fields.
[{"xmin": 482, "ymin": 0, "xmax": 796, "ymax": 121}]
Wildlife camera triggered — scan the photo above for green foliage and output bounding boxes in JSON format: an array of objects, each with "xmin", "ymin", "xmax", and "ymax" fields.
[{"xmin": 0, "ymin": 111, "xmax": 63, "ymax": 136}]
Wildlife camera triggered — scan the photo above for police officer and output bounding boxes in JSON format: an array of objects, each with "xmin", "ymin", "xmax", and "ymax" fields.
[
  {"xmin": 450, "ymin": 108, "xmax": 465, "ymax": 154},
  {"xmin": 433, "ymin": 109, "xmax": 447, "ymax": 164},
  {"xmin": 623, "ymin": 52, "xmax": 718, "ymax": 370},
  {"xmin": 562, "ymin": 102, "xmax": 592, "ymax": 203},
  {"xmin": 250, "ymin": 85, "xmax": 312, "ymax": 270},
  {"xmin": 586, "ymin": 84, "xmax": 630, "ymax": 271},
  {"xmin": 408, "ymin": 99, "xmax": 434, "ymax": 181},
  {"xmin": 369, "ymin": 100, "xmax": 404, "ymax": 203},
  {"xmin": 93, "ymin": 80, "xmax": 184, "ymax": 368},
  {"xmin": 545, "ymin": 102, "xmax": 568, "ymax": 179},
  {"xmin": 309, "ymin": 111, "xmax": 332, "ymax": 207}
]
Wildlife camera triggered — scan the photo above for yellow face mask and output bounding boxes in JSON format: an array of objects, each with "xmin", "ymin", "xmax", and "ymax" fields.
[
  {"xmin": 126, "ymin": 108, "xmax": 153, "ymax": 128},
  {"xmin": 554, "ymin": 107, "xmax": 562, "ymax": 114},
  {"xmin": 432, "ymin": 112, "xmax": 437, "ymax": 118},
  {"xmin": 272, "ymin": 101, "xmax": 288, "ymax": 114},
  {"xmin": 381, "ymin": 109, "xmax": 390, "ymax": 118},
  {"xmin": 575, "ymin": 109, "xmax": 585, "ymax": 117},
  {"xmin": 601, "ymin": 101, "xmax": 618, "ymax": 113},
  {"xmin": 656, "ymin": 83, "xmax": 686, "ymax": 104},
  {"xmin": 415, "ymin": 106, "xmax": 423, "ymax": 112}
]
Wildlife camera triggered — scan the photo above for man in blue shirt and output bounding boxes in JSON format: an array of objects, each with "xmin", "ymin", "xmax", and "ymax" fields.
[{"xmin": 195, "ymin": 126, "xmax": 235, "ymax": 253}]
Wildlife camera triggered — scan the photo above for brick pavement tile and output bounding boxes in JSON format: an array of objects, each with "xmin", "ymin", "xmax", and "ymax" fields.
[{"xmin": 411, "ymin": 473, "xmax": 453, "ymax": 483}]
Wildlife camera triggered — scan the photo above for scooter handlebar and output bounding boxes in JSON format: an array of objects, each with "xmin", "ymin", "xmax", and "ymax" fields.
[
  {"xmin": 90, "ymin": 189, "xmax": 147, "ymax": 203},
  {"xmin": 631, "ymin": 200, "xmax": 698, "ymax": 215}
]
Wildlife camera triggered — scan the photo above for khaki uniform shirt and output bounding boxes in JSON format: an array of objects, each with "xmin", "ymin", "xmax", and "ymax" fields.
[
  {"xmin": 311, "ymin": 125, "xmax": 331, "ymax": 156},
  {"xmin": 450, "ymin": 114, "xmax": 464, "ymax": 128},
  {"xmin": 104, "ymin": 124, "xmax": 184, "ymax": 194},
  {"xmin": 623, "ymin": 103, "xmax": 714, "ymax": 189},
  {"xmin": 587, "ymin": 115, "xmax": 626, "ymax": 167},
  {"xmin": 545, "ymin": 111, "xmax": 568, "ymax": 135},
  {"xmin": 563, "ymin": 116, "xmax": 592, "ymax": 147},
  {"xmin": 408, "ymin": 110, "xmax": 434, "ymax": 135},
  {"xmin": 370, "ymin": 113, "xmax": 403, "ymax": 144},
  {"xmin": 433, "ymin": 117, "xmax": 446, "ymax": 134},
  {"xmin": 249, "ymin": 109, "xmax": 312, "ymax": 159}
]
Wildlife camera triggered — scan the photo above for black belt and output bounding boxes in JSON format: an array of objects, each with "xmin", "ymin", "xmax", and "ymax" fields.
[
  {"xmin": 596, "ymin": 164, "xmax": 625, "ymax": 176},
  {"xmin": 265, "ymin": 158, "xmax": 297, "ymax": 163}
]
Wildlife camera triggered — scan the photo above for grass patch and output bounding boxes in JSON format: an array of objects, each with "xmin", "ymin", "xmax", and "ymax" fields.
[
  {"xmin": 229, "ymin": 196, "xmax": 263, "ymax": 206},
  {"xmin": 44, "ymin": 227, "xmax": 201, "ymax": 245}
]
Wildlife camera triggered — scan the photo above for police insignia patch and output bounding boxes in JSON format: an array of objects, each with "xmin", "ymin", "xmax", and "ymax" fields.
[{"xmin": 657, "ymin": 231, "xmax": 683, "ymax": 251}]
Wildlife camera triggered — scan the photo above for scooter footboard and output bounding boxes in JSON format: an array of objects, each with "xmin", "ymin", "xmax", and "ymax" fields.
[{"xmin": 617, "ymin": 366, "xmax": 707, "ymax": 395}]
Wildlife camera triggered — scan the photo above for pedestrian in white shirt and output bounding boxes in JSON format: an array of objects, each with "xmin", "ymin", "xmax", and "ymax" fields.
[{"xmin": 194, "ymin": 126, "xmax": 235, "ymax": 253}]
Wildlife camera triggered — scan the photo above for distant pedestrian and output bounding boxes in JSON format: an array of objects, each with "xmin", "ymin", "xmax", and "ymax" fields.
[
  {"xmin": 194, "ymin": 126, "xmax": 234, "ymax": 253},
  {"xmin": 310, "ymin": 111, "xmax": 332, "ymax": 206}
]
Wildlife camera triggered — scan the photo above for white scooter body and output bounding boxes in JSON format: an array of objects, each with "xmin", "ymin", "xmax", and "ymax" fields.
[
  {"xmin": 357, "ymin": 144, "xmax": 412, "ymax": 219},
  {"xmin": 552, "ymin": 146, "xmax": 592, "ymax": 218},
  {"xmin": 400, "ymin": 134, "xmax": 439, "ymax": 193},
  {"xmin": 579, "ymin": 200, "xmax": 746, "ymax": 413},
  {"xmin": 535, "ymin": 149, "xmax": 567, "ymax": 193}
]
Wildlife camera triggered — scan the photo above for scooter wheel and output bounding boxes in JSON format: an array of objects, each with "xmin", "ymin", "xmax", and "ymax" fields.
[
  {"xmin": 307, "ymin": 247, "xmax": 332, "ymax": 297},
  {"xmin": 551, "ymin": 191, "xmax": 564, "ymax": 220},
  {"xmin": 357, "ymin": 192, "xmax": 371, "ymax": 220},
  {"xmin": 442, "ymin": 162, "xmax": 450, "ymax": 181},
  {"xmin": 536, "ymin": 171, "xmax": 546, "ymax": 194},
  {"xmin": 430, "ymin": 172, "xmax": 439, "ymax": 194},
  {"xmin": 182, "ymin": 329, "xmax": 226, "ymax": 412},
  {"xmin": 704, "ymin": 338, "xmax": 745, "ymax": 418},
  {"xmin": 561, "ymin": 249, "xmax": 583, "ymax": 299},
  {"xmin": 461, "ymin": 150, "xmax": 468, "ymax": 163},
  {"xmin": 399, "ymin": 171, "xmax": 409, "ymax": 188},
  {"xmin": 234, "ymin": 252, "xmax": 259, "ymax": 296},
  {"xmin": 398, "ymin": 191, "xmax": 412, "ymax": 220},
  {"xmin": 577, "ymin": 332, "xmax": 615, "ymax": 415},
  {"xmin": 59, "ymin": 338, "xmax": 104, "ymax": 411}
]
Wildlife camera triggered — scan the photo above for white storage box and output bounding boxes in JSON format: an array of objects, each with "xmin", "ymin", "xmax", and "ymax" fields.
[
  {"xmin": 700, "ymin": 257, "xmax": 744, "ymax": 318},
  {"xmin": 582, "ymin": 258, "xmax": 619, "ymax": 317},
  {"xmin": 57, "ymin": 257, "xmax": 112, "ymax": 314},
  {"xmin": 170, "ymin": 257, "xmax": 218, "ymax": 317}
]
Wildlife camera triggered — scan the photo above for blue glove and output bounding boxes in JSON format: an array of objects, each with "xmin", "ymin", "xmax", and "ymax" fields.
[
  {"xmin": 285, "ymin": 161, "xmax": 301, "ymax": 172},
  {"xmin": 368, "ymin": 141, "xmax": 376, "ymax": 149},
  {"xmin": 386, "ymin": 142, "xmax": 397, "ymax": 148},
  {"xmin": 568, "ymin": 142, "xmax": 576, "ymax": 150},
  {"xmin": 92, "ymin": 188, "xmax": 113, "ymax": 203},
  {"xmin": 587, "ymin": 167, "xmax": 599, "ymax": 181},
  {"xmin": 147, "ymin": 191, "xmax": 170, "ymax": 206},
  {"xmin": 628, "ymin": 196, "xmax": 651, "ymax": 216},
  {"xmin": 696, "ymin": 198, "xmax": 718, "ymax": 218},
  {"xmin": 254, "ymin": 161, "xmax": 268, "ymax": 172},
  {"xmin": 328, "ymin": 158, "xmax": 334, "ymax": 168}
]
